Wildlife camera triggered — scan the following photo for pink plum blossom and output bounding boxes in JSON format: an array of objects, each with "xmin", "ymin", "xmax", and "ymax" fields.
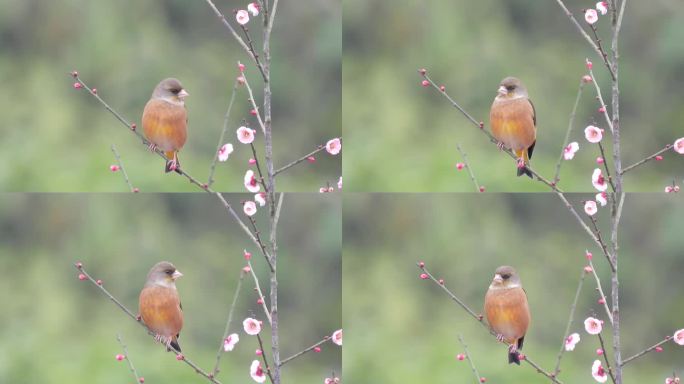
[
  {"xmin": 236, "ymin": 10, "xmax": 250, "ymax": 25},
  {"xmin": 565, "ymin": 333, "xmax": 580, "ymax": 351},
  {"xmin": 585, "ymin": 125, "xmax": 603, "ymax": 143},
  {"xmin": 243, "ymin": 201, "xmax": 257, "ymax": 216},
  {"xmin": 243, "ymin": 318, "xmax": 262, "ymax": 335},
  {"xmin": 326, "ymin": 138, "xmax": 342, "ymax": 155},
  {"xmin": 592, "ymin": 360, "xmax": 608, "ymax": 383},
  {"xmin": 585, "ymin": 9, "xmax": 599, "ymax": 24},
  {"xmin": 584, "ymin": 200, "xmax": 598, "ymax": 216},
  {"xmin": 224, "ymin": 333, "xmax": 239, "ymax": 351},
  {"xmin": 332, "ymin": 329, "xmax": 342, "ymax": 346},
  {"xmin": 237, "ymin": 126, "xmax": 256, "ymax": 144},
  {"xmin": 585, "ymin": 317, "xmax": 603, "ymax": 335},
  {"xmin": 592, "ymin": 168, "xmax": 608, "ymax": 192},
  {"xmin": 250, "ymin": 360, "xmax": 266, "ymax": 383}
]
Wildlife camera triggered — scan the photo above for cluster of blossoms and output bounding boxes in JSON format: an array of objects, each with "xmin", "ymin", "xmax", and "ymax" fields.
[
  {"xmin": 562, "ymin": 311, "xmax": 684, "ymax": 382},
  {"xmin": 584, "ymin": 2, "xmax": 609, "ymax": 25},
  {"xmin": 236, "ymin": 3, "xmax": 261, "ymax": 25}
]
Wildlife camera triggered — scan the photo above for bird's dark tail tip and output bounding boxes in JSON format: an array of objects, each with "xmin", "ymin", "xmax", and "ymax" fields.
[
  {"xmin": 170, "ymin": 340, "xmax": 181, "ymax": 352},
  {"xmin": 508, "ymin": 351, "xmax": 521, "ymax": 365},
  {"xmin": 516, "ymin": 166, "xmax": 533, "ymax": 178}
]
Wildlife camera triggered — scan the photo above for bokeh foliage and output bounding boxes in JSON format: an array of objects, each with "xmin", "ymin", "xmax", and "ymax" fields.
[
  {"xmin": 0, "ymin": 0, "xmax": 341, "ymax": 191},
  {"xmin": 343, "ymin": 0, "xmax": 684, "ymax": 191},
  {"xmin": 343, "ymin": 193, "xmax": 684, "ymax": 382},
  {"xmin": 0, "ymin": 193, "xmax": 341, "ymax": 383}
]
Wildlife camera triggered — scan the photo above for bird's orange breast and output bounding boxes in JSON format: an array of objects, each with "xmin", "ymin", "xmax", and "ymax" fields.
[
  {"xmin": 139, "ymin": 285, "xmax": 183, "ymax": 338},
  {"xmin": 490, "ymin": 98, "xmax": 536, "ymax": 151},
  {"xmin": 484, "ymin": 287, "xmax": 530, "ymax": 344},
  {"xmin": 142, "ymin": 99, "xmax": 187, "ymax": 153}
]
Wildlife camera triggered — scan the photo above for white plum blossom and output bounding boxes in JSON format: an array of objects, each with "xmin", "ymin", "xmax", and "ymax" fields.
[
  {"xmin": 332, "ymin": 329, "xmax": 342, "ymax": 346},
  {"xmin": 223, "ymin": 333, "xmax": 239, "ymax": 351},
  {"xmin": 565, "ymin": 333, "xmax": 580, "ymax": 351},
  {"xmin": 674, "ymin": 138, "xmax": 684, "ymax": 154},
  {"xmin": 326, "ymin": 138, "xmax": 342, "ymax": 155},
  {"xmin": 218, "ymin": 143, "xmax": 234, "ymax": 162},
  {"xmin": 564, "ymin": 142, "xmax": 580, "ymax": 160},
  {"xmin": 255, "ymin": 193, "xmax": 266, "ymax": 207},
  {"xmin": 237, "ymin": 126, "xmax": 256, "ymax": 144},
  {"xmin": 236, "ymin": 10, "xmax": 250, "ymax": 25},
  {"xmin": 585, "ymin": 317, "xmax": 603, "ymax": 335},
  {"xmin": 250, "ymin": 360, "xmax": 266, "ymax": 383},
  {"xmin": 248, "ymin": 2, "xmax": 260, "ymax": 16},
  {"xmin": 596, "ymin": 192, "xmax": 607, "ymax": 207},
  {"xmin": 244, "ymin": 170, "xmax": 260, "ymax": 193},
  {"xmin": 584, "ymin": 200, "xmax": 598, "ymax": 216},
  {"xmin": 243, "ymin": 201, "xmax": 257, "ymax": 216},
  {"xmin": 585, "ymin": 125, "xmax": 603, "ymax": 143},
  {"xmin": 585, "ymin": 9, "xmax": 599, "ymax": 24},
  {"xmin": 596, "ymin": 2, "xmax": 608, "ymax": 15},
  {"xmin": 592, "ymin": 168, "xmax": 608, "ymax": 192},
  {"xmin": 673, "ymin": 329, "xmax": 684, "ymax": 345},
  {"xmin": 243, "ymin": 317, "xmax": 262, "ymax": 336},
  {"xmin": 592, "ymin": 360, "xmax": 608, "ymax": 383}
]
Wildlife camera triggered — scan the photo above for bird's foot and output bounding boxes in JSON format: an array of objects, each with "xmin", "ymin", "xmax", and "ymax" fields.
[
  {"xmin": 154, "ymin": 334, "xmax": 163, "ymax": 343},
  {"xmin": 496, "ymin": 333, "xmax": 505, "ymax": 342},
  {"xmin": 496, "ymin": 142, "xmax": 505, "ymax": 151},
  {"xmin": 508, "ymin": 344, "xmax": 518, "ymax": 354},
  {"xmin": 168, "ymin": 158, "xmax": 178, "ymax": 172},
  {"xmin": 516, "ymin": 158, "xmax": 526, "ymax": 169},
  {"xmin": 147, "ymin": 143, "xmax": 158, "ymax": 152}
]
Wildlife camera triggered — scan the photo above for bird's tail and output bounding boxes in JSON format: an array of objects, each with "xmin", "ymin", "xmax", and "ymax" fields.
[
  {"xmin": 508, "ymin": 350, "xmax": 521, "ymax": 365},
  {"xmin": 170, "ymin": 338, "xmax": 181, "ymax": 352},
  {"xmin": 515, "ymin": 149, "xmax": 533, "ymax": 178}
]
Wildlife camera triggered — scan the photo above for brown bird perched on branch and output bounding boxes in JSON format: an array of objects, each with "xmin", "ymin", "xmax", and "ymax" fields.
[
  {"xmin": 139, "ymin": 261, "xmax": 184, "ymax": 351},
  {"xmin": 484, "ymin": 265, "xmax": 530, "ymax": 365},
  {"xmin": 142, "ymin": 78, "xmax": 189, "ymax": 173},
  {"xmin": 490, "ymin": 77, "xmax": 537, "ymax": 178}
]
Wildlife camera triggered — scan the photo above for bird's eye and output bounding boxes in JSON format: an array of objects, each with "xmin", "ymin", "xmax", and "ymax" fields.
[
  {"xmin": 165, "ymin": 269, "xmax": 174, "ymax": 275},
  {"xmin": 170, "ymin": 88, "xmax": 180, "ymax": 94},
  {"xmin": 502, "ymin": 273, "xmax": 511, "ymax": 279},
  {"xmin": 506, "ymin": 85, "xmax": 515, "ymax": 91}
]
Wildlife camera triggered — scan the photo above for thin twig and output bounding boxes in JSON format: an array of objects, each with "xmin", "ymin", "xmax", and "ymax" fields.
[
  {"xmin": 279, "ymin": 335, "xmax": 333, "ymax": 367},
  {"xmin": 589, "ymin": 260, "xmax": 614, "ymax": 325},
  {"xmin": 598, "ymin": 332, "xmax": 618, "ymax": 384},
  {"xmin": 270, "ymin": 193, "xmax": 284, "ymax": 253},
  {"xmin": 420, "ymin": 72, "xmax": 561, "ymax": 191},
  {"xmin": 248, "ymin": 215, "xmax": 275, "ymax": 272},
  {"xmin": 588, "ymin": 65, "xmax": 614, "ymax": 133},
  {"xmin": 621, "ymin": 335, "xmax": 672, "ymax": 366},
  {"xmin": 256, "ymin": 333, "xmax": 276, "ymax": 384},
  {"xmin": 553, "ymin": 269, "xmax": 586, "ymax": 377},
  {"xmin": 457, "ymin": 334, "xmax": 483, "ymax": 384},
  {"xmin": 456, "ymin": 144, "xmax": 480, "ymax": 192},
  {"xmin": 214, "ymin": 192, "xmax": 272, "ymax": 262},
  {"xmin": 552, "ymin": 0, "xmax": 616, "ymax": 81},
  {"xmin": 589, "ymin": 215, "xmax": 617, "ymax": 272},
  {"xmin": 598, "ymin": 142, "xmax": 617, "ymax": 192},
  {"xmin": 202, "ymin": 0, "xmax": 267, "ymax": 81},
  {"xmin": 553, "ymin": 81, "xmax": 585, "ymax": 185},
  {"xmin": 619, "ymin": 144, "xmax": 672, "ymax": 175},
  {"xmin": 116, "ymin": 333, "xmax": 143, "ymax": 384},
  {"xmin": 242, "ymin": 72, "xmax": 267, "ymax": 135},
  {"xmin": 75, "ymin": 264, "xmax": 224, "ymax": 384},
  {"xmin": 248, "ymin": 260, "xmax": 272, "ymax": 326},
  {"xmin": 211, "ymin": 269, "xmax": 246, "ymax": 377},
  {"xmin": 111, "ymin": 144, "xmax": 135, "ymax": 192},
  {"xmin": 239, "ymin": 25, "xmax": 268, "ymax": 82},
  {"xmin": 208, "ymin": 78, "xmax": 239, "ymax": 187},
  {"xmin": 589, "ymin": 24, "xmax": 614, "ymax": 82},
  {"xmin": 554, "ymin": 192, "xmax": 614, "ymax": 264},
  {"xmin": 417, "ymin": 263, "xmax": 564, "ymax": 384},
  {"xmin": 273, "ymin": 145, "xmax": 327, "ymax": 177}
]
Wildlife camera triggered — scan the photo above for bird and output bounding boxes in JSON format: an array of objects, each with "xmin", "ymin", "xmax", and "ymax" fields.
[
  {"xmin": 139, "ymin": 261, "xmax": 184, "ymax": 352},
  {"xmin": 484, "ymin": 265, "xmax": 530, "ymax": 365},
  {"xmin": 142, "ymin": 78, "xmax": 189, "ymax": 173},
  {"xmin": 489, "ymin": 77, "xmax": 537, "ymax": 178}
]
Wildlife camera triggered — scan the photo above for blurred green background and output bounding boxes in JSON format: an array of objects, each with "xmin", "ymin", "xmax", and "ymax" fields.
[
  {"xmin": 344, "ymin": 193, "xmax": 684, "ymax": 382},
  {"xmin": 343, "ymin": 0, "xmax": 684, "ymax": 191},
  {"xmin": 0, "ymin": 0, "xmax": 341, "ymax": 192},
  {"xmin": 0, "ymin": 193, "xmax": 341, "ymax": 383}
]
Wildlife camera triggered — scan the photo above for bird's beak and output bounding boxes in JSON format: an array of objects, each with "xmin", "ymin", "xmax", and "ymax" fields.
[
  {"xmin": 497, "ymin": 86, "xmax": 507, "ymax": 96},
  {"xmin": 172, "ymin": 270, "xmax": 184, "ymax": 280},
  {"xmin": 178, "ymin": 89, "xmax": 189, "ymax": 99},
  {"xmin": 492, "ymin": 274, "xmax": 503, "ymax": 283}
]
